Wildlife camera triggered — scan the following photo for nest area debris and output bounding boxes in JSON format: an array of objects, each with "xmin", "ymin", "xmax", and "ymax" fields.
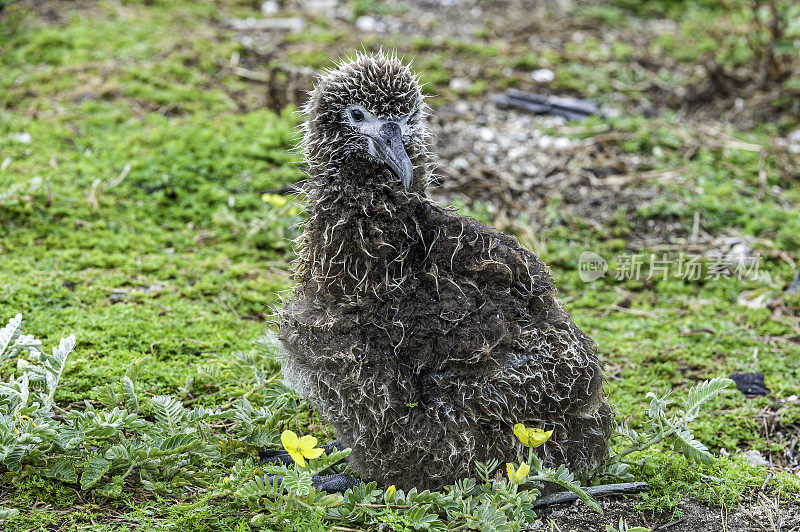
[
  {"xmin": 492, "ymin": 90, "xmax": 603, "ymax": 121},
  {"xmin": 531, "ymin": 482, "xmax": 648, "ymax": 508},
  {"xmin": 278, "ymin": 51, "xmax": 612, "ymax": 491},
  {"xmin": 730, "ymin": 372, "xmax": 771, "ymax": 397}
]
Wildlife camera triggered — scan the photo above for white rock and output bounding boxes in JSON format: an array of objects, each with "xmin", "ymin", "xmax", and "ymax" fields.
[
  {"xmin": 742, "ymin": 449, "xmax": 769, "ymax": 467},
  {"xmin": 508, "ymin": 147, "xmax": 526, "ymax": 159},
  {"xmin": 449, "ymin": 78, "xmax": 471, "ymax": 92},
  {"xmin": 226, "ymin": 17, "xmax": 305, "ymax": 32},
  {"xmin": 451, "ymin": 157, "xmax": 468, "ymax": 171},
  {"xmin": 453, "ymin": 102, "xmax": 470, "ymax": 114},
  {"xmin": 553, "ymin": 137, "xmax": 572, "ymax": 150},
  {"xmin": 737, "ymin": 290, "xmax": 769, "ymax": 309},
  {"xmin": 260, "ymin": 0, "xmax": 279, "ymax": 15},
  {"xmin": 10, "ymin": 132, "xmax": 31, "ymax": 144},
  {"xmin": 726, "ymin": 242, "xmax": 751, "ymax": 265},
  {"xmin": 355, "ymin": 16, "xmax": 382, "ymax": 32},
  {"xmin": 787, "ymin": 129, "xmax": 800, "ymax": 144},
  {"xmin": 530, "ymin": 69, "xmax": 555, "ymax": 83},
  {"xmin": 304, "ymin": 0, "xmax": 338, "ymax": 13},
  {"xmin": 478, "ymin": 127, "xmax": 495, "ymax": 142}
]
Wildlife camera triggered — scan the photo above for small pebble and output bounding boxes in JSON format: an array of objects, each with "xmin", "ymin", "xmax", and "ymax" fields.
[
  {"xmin": 742, "ymin": 449, "xmax": 769, "ymax": 467},
  {"xmin": 553, "ymin": 137, "xmax": 572, "ymax": 150},
  {"xmin": 531, "ymin": 69, "xmax": 555, "ymax": 83},
  {"xmin": 260, "ymin": 0, "xmax": 279, "ymax": 15},
  {"xmin": 451, "ymin": 157, "xmax": 468, "ymax": 171},
  {"xmin": 10, "ymin": 132, "xmax": 32, "ymax": 144},
  {"xmin": 355, "ymin": 16, "xmax": 383, "ymax": 32},
  {"xmin": 449, "ymin": 78, "xmax": 471, "ymax": 92}
]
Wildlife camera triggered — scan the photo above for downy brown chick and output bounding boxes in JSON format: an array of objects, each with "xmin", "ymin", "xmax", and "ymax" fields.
[{"xmin": 279, "ymin": 51, "xmax": 612, "ymax": 491}]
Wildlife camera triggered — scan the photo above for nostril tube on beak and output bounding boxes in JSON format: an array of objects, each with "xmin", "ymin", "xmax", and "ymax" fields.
[{"xmin": 370, "ymin": 121, "xmax": 414, "ymax": 191}]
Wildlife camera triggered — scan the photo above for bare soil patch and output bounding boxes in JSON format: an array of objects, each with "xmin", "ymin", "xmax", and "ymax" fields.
[
  {"xmin": 531, "ymin": 496, "xmax": 800, "ymax": 532},
  {"xmin": 428, "ymin": 99, "xmax": 675, "ymax": 241},
  {"xmin": 757, "ymin": 406, "xmax": 800, "ymax": 473}
]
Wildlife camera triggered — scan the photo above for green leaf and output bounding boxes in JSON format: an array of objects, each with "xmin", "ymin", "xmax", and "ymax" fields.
[
  {"xmin": 122, "ymin": 376, "xmax": 138, "ymax": 412},
  {"xmin": 679, "ymin": 377, "xmax": 733, "ymax": 423},
  {"xmin": 41, "ymin": 334, "xmax": 76, "ymax": 409},
  {"xmin": 81, "ymin": 457, "xmax": 111, "ymax": 489},
  {"xmin": 407, "ymin": 505, "xmax": 439, "ymax": 527},
  {"xmin": 671, "ymin": 426, "xmax": 714, "ymax": 465},
  {"xmin": 48, "ymin": 459, "xmax": 78, "ymax": 483},
  {"xmin": 125, "ymin": 357, "xmax": 149, "ymax": 381},
  {"xmin": 0, "ymin": 314, "xmax": 23, "ymax": 363},
  {"xmin": 532, "ymin": 466, "xmax": 602, "ymax": 514},
  {"xmin": 104, "ymin": 444, "xmax": 132, "ymax": 461},
  {"xmin": 475, "ymin": 458, "xmax": 500, "ymax": 483},
  {"xmin": 96, "ymin": 475, "xmax": 124, "ymax": 498},
  {"xmin": 282, "ymin": 468, "xmax": 313, "ymax": 496},
  {"xmin": 473, "ymin": 500, "xmax": 512, "ymax": 532},
  {"xmin": 303, "ymin": 448, "xmax": 350, "ymax": 475},
  {"xmin": 151, "ymin": 395, "xmax": 185, "ymax": 426},
  {"xmin": 3, "ymin": 445, "xmax": 25, "ymax": 473},
  {"xmin": 235, "ymin": 475, "xmax": 273, "ymax": 500},
  {"xmin": 158, "ymin": 433, "xmax": 200, "ymax": 454},
  {"xmin": 0, "ymin": 507, "xmax": 20, "ymax": 520}
]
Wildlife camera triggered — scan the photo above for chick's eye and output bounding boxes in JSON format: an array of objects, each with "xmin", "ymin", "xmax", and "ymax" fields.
[{"xmin": 350, "ymin": 109, "xmax": 365, "ymax": 122}]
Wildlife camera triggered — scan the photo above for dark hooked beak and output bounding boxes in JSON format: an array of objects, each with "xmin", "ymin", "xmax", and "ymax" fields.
[{"xmin": 366, "ymin": 121, "xmax": 414, "ymax": 191}]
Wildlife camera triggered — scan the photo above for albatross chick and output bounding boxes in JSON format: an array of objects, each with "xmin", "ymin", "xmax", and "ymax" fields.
[{"xmin": 279, "ymin": 51, "xmax": 612, "ymax": 491}]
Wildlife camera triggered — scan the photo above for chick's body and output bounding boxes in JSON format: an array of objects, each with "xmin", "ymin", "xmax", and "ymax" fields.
[{"xmin": 279, "ymin": 52, "xmax": 611, "ymax": 491}]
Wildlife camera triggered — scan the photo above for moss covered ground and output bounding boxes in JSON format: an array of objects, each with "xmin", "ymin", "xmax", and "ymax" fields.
[{"xmin": 1, "ymin": 0, "xmax": 799, "ymax": 529}]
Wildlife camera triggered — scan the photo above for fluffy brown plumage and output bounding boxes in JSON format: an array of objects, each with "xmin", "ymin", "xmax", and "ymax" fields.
[{"xmin": 279, "ymin": 51, "xmax": 612, "ymax": 491}]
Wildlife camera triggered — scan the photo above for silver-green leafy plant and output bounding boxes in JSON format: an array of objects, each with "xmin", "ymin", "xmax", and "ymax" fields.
[
  {"xmin": 0, "ymin": 313, "xmax": 734, "ymax": 531},
  {"xmin": 599, "ymin": 377, "xmax": 734, "ymax": 482},
  {"xmin": 606, "ymin": 517, "xmax": 651, "ymax": 532},
  {"xmin": 0, "ymin": 313, "xmax": 301, "ymax": 499}
]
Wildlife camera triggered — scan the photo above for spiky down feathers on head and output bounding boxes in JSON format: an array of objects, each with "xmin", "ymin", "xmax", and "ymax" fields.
[{"xmin": 301, "ymin": 51, "xmax": 433, "ymax": 192}]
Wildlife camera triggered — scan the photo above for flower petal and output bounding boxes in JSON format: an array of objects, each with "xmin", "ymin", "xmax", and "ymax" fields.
[
  {"xmin": 303, "ymin": 446, "xmax": 324, "ymax": 460},
  {"xmin": 298, "ymin": 434, "xmax": 318, "ymax": 451},
  {"xmin": 513, "ymin": 423, "xmax": 529, "ymax": 446},
  {"xmin": 281, "ymin": 430, "xmax": 299, "ymax": 451},
  {"xmin": 287, "ymin": 449, "xmax": 306, "ymax": 467},
  {"xmin": 506, "ymin": 462, "xmax": 515, "ymax": 482},
  {"xmin": 526, "ymin": 428, "xmax": 553, "ymax": 447},
  {"xmin": 516, "ymin": 462, "xmax": 531, "ymax": 482}
]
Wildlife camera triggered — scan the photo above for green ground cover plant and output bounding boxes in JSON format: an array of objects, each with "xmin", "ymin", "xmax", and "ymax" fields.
[{"xmin": 2, "ymin": 0, "xmax": 799, "ymax": 529}]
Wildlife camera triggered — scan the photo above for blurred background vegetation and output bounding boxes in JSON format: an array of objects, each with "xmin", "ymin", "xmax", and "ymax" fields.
[{"xmin": 1, "ymin": 0, "xmax": 799, "ymax": 529}]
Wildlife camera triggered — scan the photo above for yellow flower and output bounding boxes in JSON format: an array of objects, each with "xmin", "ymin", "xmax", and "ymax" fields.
[
  {"xmin": 262, "ymin": 193, "xmax": 288, "ymax": 208},
  {"xmin": 385, "ymin": 484, "xmax": 397, "ymax": 503},
  {"xmin": 513, "ymin": 423, "xmax": 553, "ymax": 447},
  {"xmin": 280, "ymin": 430, "xmax": 324, "ymax": 467},
  {"xmin": 506, "ymin": 462, "xmax": 531, "ymax": 484}
]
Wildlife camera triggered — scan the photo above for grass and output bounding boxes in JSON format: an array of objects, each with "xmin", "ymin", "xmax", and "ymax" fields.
[{"xmin": 1, "ymin": 0, "xmax": 799, "ymax": 529}]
